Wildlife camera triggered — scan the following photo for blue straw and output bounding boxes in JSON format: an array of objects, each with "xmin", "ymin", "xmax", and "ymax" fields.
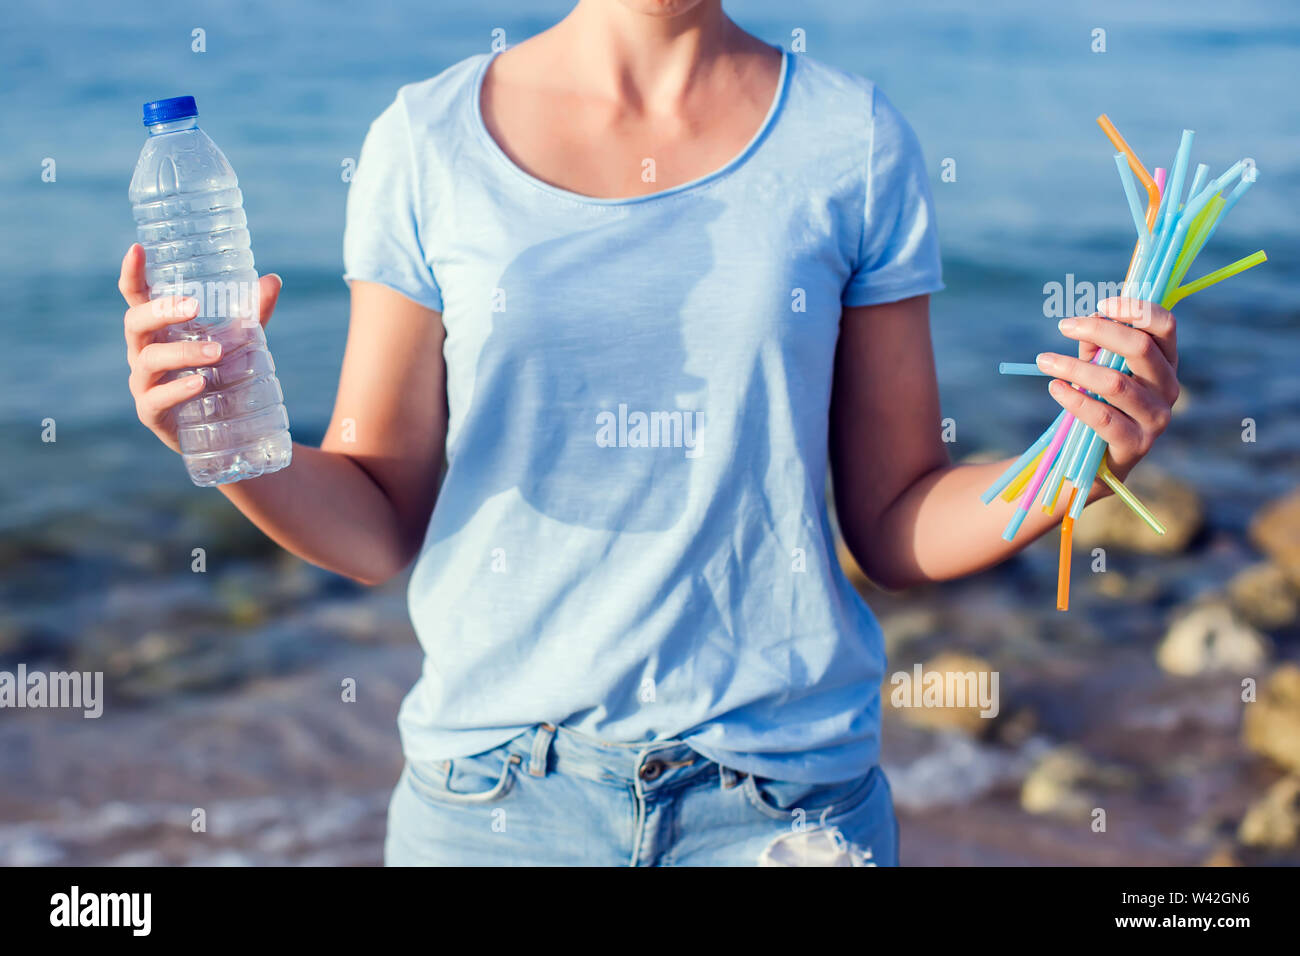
[
  {"xmin": 1140, "ymin": 130, "xmax": 1196, "ymax": 297},
  {"xmin": 1202, "ymin": 167, "xmax": 1255, "ymax": 247},
  {"xmin": 1155, "ymin": 131, "xmax": 1194, "ymax": 236},
  {"xmin": 999, "ymin": 362, "xmax": 1049, "ymax": 376},
  {"xmin": 1198, "ymin": 160, "xmax": 1246, "ymax": 206},
  {"xmin": 1115, "ymin": 152, "xmax": 1151, "ymax": 247},
  {"xmin": 1067, "ymin": 350, "xmax": 1133, "ymax": 518},
  {"xmin": 1001, "ymin": 506, "xmax": 1029, "ymax": 542},
  {"xmin": 1140, "ymin": 201, "xmax": 1183, "ymax": 298},
  {"xmin": 1116, "ymin": 152, "xmax": 1156, "ymax": 297},
  {"xmin": 1062, "ymin": 352, "xmax": 1125, "ymax": 482},
  {"xmin": 1069, "ymin": 431, "xmax": 1110, "ymax": 519},
  {"xmin": 1044, "ymin": 416, "xmax": 1089, "ymax": 506},
  {"xmin": 1150, "ymin": 161, "xmax": 1176, "ymax": 237},
  {"xmin": 1060, "ymin": 419, "xmax": 1091, "ymax": 484},
  {"xmin": 1185, "ymin": 163, "xmax": 1209, "ymax": 207},
  {"xmin": 1164, "ymin": 131, "xmax": 1196, "ymax": 223}
]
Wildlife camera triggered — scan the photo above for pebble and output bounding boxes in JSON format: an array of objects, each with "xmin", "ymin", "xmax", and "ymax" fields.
[
  {"xmin": 1249, "ymin": 488, "xmax": 1300, "ymax": 589},
  {"xmin": 1243, "ymin": 665, "xmax": 1300, "ymax": 774},
  {"xmin": 1156, "ymin": 601, "xmax": 1271, "ymax": 677},
  {"xmin": 1237, "ymin": 776, "xmax": 1300, "ymax": 850},
  {"xmin": 889, "ymin": 652, "xmax": 1001, "ymax": 736},
  {"xmin": 1227, "ymin": 562, "xmax": 1298, "ymax": 630},
  {"xmin": 1020, "ymin": 746, "xmax": 1137, "ymax": 820}
]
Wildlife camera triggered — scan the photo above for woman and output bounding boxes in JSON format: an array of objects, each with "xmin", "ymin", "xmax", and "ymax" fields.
[{"xmin": 117, "ymin": 0, "xmax": 1180, "ymax": 866}]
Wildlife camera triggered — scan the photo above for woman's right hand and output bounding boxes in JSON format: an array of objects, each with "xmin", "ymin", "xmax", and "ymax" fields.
[{"xmin": 118, "ymin": 243, "xmax": 282, "ymax": 453}]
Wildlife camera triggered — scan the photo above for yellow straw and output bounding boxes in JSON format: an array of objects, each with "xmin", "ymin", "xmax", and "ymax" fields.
[
  {"xmin": 1001, "ymin": 448, "xmax": 1046, "ymax": 503},
  {"xmin": 1162, "ymin": 250, "xmax": 1268, "ymax": 309},
  {"xmin": 1097, "ymin": 458, "xmax": 1167, "ymax": 535}
]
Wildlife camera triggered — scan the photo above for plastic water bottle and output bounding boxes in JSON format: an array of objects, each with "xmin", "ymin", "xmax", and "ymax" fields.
[{"xmin": 129, "ymin": 95, "xmax": 291, "ymax": 486}]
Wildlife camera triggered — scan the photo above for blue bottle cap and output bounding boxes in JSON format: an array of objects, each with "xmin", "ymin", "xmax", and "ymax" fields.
[{"xmin": 142, "ymin": 96, "xmax": 198, "ymax": 126}]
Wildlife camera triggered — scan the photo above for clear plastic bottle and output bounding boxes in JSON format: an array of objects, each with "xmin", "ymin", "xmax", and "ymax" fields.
[{"xmin": 129, "ymin": 95, "xmax": 291, "ymax": 486}]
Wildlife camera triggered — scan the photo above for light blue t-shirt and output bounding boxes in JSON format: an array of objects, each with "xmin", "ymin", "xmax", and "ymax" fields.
[{"xmin": 342, "ymin": 48, "xmax": 943, "ymax": 784}]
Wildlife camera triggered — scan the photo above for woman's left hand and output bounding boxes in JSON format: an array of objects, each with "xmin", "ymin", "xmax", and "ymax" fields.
[{"xmin": 1035, "ymin": 296, "xmax": 1180, "ymax": 483}]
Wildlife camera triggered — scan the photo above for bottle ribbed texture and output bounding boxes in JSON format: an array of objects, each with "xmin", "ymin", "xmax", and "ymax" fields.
[{"xmin": 130, "ymin": 124, "xmax": 291, "ymax": 486}]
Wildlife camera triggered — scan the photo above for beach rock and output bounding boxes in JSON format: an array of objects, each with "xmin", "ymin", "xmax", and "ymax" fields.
[
  {"xmin": 1228, "ymin": 562, "xmax": 1298, "ymax": 630},
  {"xmin": 1072, "ymin": 466, "xmax": 1202, "ymax": 555},
  {"xmin": 1249, "ymin": 489, "xmax": 1300, "ymax": 589},
  {"xmin": 1020, "ymin": 746, "xmax": 1137, "ymax": 820},
  {"xmin": 1237, "ymin": 776, "xmax": 1300, "ymax": 850},
  {"xmin": 1156, "ymin": 601, "xmax": 1271, "ymax": 677},
  {"xmin": 888, "ymin": 652, "xmax": 1001, "ymax": 736},
  {"xmin": 1243, "ymin": 665, "xmax": 1300, "ymax": 774}
]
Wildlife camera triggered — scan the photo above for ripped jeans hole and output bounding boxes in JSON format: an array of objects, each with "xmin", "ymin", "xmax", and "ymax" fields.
[{"xmin": 757, "ymin": 825, "xmax": 877, "ymax": 867}]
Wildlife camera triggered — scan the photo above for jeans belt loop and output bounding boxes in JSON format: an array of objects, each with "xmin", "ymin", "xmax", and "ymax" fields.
[{"xmin": 529, "ymin": 722, "xmax": 557, "ymax": 777}]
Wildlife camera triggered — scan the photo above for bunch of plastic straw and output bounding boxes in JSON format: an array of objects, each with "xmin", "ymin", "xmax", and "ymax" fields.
[{"xmin": 982, "ymin": 115, "xmax": 1268, "ymax": 611}]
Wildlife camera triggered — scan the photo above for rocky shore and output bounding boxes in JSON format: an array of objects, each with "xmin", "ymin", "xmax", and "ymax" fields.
[
  {"xmin": 868, "ymin": 479, "xmax": 1300, "ymax": 866},
  {"xmin": 2, "ymin": 481, "xmax": 1298, "ymax": 865}
]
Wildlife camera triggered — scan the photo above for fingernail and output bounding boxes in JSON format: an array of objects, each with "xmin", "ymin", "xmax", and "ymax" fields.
[
  {"xmin": 1048, "ymin": 379, "xmax": 1065, "ymax": 397},
  {"xmin": 1036, "ymin": 352, "xmax": 1056, "ymax": 371},
  {"xmin": 181, "ymin": 298, "xmax": 200, "ymax": 315},
  {"xmin": 201, "ymin": 342, "xmax": 222, "ymax": 359},
  {"xmin": 1058, "ymin": 318, "xmax": 1078, "ymax": 333},
  {"xmin": 188, "ymin": 374, "xmax": 206, "ymax": 388}
]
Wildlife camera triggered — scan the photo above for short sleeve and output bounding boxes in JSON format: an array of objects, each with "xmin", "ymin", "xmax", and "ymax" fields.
[
  {"xmin": 841, "ymin": 87, "xmax": 944, "ymax": 308},
  {"xmin": 342, "ymin": 93, "xmax": 444, "ymax": 312}
]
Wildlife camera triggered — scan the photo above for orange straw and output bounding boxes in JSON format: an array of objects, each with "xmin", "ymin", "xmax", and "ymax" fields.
[
  {"xmin": 1096, "ymin": 115, "xmax": 1161, "ymax": 281},
  {"xmin": 1057, "ymin": 488, "xmax": 1078, "ymax": 612}
]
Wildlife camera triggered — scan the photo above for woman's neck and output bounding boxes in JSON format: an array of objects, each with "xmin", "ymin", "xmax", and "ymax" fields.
[{"xmin": 551, "ymin": 1, "xmax": 766, "ymax": 113}]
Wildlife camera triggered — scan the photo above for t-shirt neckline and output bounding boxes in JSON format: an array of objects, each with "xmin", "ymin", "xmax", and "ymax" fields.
[{"xmin": 469, "ymin": 45, "xmax": 791, "ymax": 206}]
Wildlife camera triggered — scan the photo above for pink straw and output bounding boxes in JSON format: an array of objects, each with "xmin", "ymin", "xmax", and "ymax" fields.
[
  {"xmin": 1011, "ymin": 352, "xmax": 1108, "ymax": 522},
  {"xmin": 1154, "ymin": 166, "xmax": 1167, "ymax": 195},
  {"xmin": 1015, "ymin": 411, "xmax": 1074, "ymax": 515}
]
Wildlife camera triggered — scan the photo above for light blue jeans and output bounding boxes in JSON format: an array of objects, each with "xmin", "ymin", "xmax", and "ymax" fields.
[{"xmin": 385, "ymin": 723, "xmax": 898, "ymax": 866}]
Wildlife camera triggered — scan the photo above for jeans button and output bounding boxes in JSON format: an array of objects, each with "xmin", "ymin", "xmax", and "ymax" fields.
[{"xmin": 638, "ymin": 759, "xmax": 665, "ymax": 781}]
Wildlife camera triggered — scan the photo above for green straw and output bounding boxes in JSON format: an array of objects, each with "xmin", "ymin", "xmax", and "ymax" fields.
[
  {"xmin": 1098, "ymin": 458, "xmax": 1166, "ymax": 535},
  {"xmin": 1162, "ymin": 250, "xmax": 1268, "ymax": 309},
  {"xmin": 1165, "ymin": 194, "xmax": 1225, "ymax": 296}
]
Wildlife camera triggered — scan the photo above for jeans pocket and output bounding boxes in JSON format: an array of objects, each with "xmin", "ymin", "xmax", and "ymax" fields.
[
  {"xmin": 741, "ymin": 766, "xmax": 880, "ymax": 824},
  {"xmin": 404, "ymin": 746, "xmax": 521, "ymax": 808}
]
